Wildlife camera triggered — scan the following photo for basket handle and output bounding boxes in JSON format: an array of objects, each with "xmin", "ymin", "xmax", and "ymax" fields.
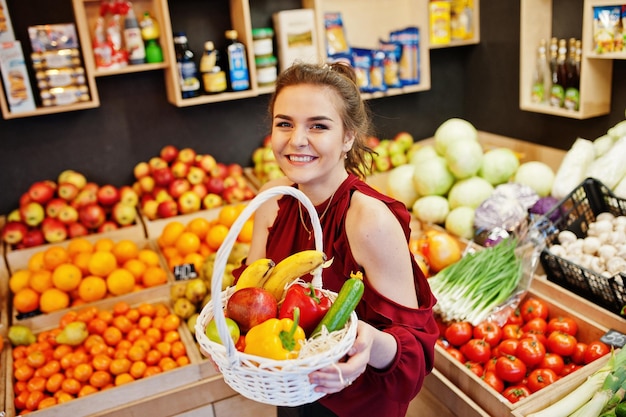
[{"xmin": 211, "ymin": 185, "xmax": 324, "ymax": 359}]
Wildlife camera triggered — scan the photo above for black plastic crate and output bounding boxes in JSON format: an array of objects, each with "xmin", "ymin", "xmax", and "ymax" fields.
[{"xmin": 540, "ymin": 178, "xmax": 626, "ymax": 317}]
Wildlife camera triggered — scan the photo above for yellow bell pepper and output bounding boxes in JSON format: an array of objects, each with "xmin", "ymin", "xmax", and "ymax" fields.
[{"xmin": 244, "ymin": 307, "xmax": 306, "ymax": 360}]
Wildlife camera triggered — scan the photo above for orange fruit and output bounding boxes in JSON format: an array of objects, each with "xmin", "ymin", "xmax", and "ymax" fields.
[
  {"xmin": 55, "ymin": 391, "xmax": 74, "ymax": 404},
  {"xmin": 92, "ymin": 354, "xmax": 112, "ymax": 372},
  {"xmin": 89, "ymin": 370, "xmax": 112, "ymax": 388},
  {"xmin": 94, "ymin": 238, "xmax": 115, "ymax": 252},
  {"xmin": 146, "ymin": 349, "xmax": 163, "ymax": 366},
  {"xmin": 218, "ymin": 205, "xmax": 239, "ymax": 228},
  {"xmin": 114, "ymin": 372, "xmax": 135, "ymax": 386},
  {"xmin": 28, "ymin": 251, "xmax": 46, "ymax": 272},
  {"xmin": 176, "ymin": 356, "xmax": 190, "ymax": 366},
  {"xmin": 39, "ymin": 360, "xmax": 61, "ymax": 378},
  {"xmin": 72, "ymin": 251, "xmax": 92, "ymax": 275},
  {"xmin": 40, "ymin": 288, "xmax": 70, "ymax": 313},
  {"xmin": 137, "ymin": 303, "xmax": 156, "ymax": 318},
  {"xmin": 88, "ymin": 251, "xmax": 118, "ymax": 277},
  {"xmin": 170, "ymin": 341, "xmax": 187, "ymax": 359},
  {"xmin": 183, "ymin": 252, "xmax": 205, "ymax": 273},
  {"xmin": 78, "ymin": 384, "xmax": 98, "ymax": 397},
  {"xmin": 112, "ymin": 315, "xmax": 133, "ymax": 334},
  {"xmin": 109, "ymin": 357, "xmax": 131, "ymax": 375},
  {"xmin": 29, "ymin": 269, "xmax": 53, "ymax": 293},
  {"xmin": 137, "ymin": 249, "xmax": 160, "ymax": 267},
  {"xmin": 26, "ymin": 350, "xmax": 47, "ymax": 368},
  {"xmin": 61, "ymin": 377, "xmax": 81, "ymax": 395},
  {"xmin": 9, "ymin": 269, "xmax": 32, "ymax": 293},
  {"xmin": 186, "ymin": 217, "xmax": 211, "ymax": 240},
  {"xmin": 52, "ymin": 263, "xmax": 82, "ymax": 291},
  {"xmin": 237, "ymin": 219, "xmax": 254, "ymax": 243},
  {"xmin": 160, "ymin": 246, "xmax": 180, "ymax": 261},
  {"xmin": 27, "ymin": 376, "xmax": 47, "ymax": 392},
  {"xmin": 142, "ymin": 266, "xmax": 168, "ymax": 288},
  {"xmin": 111, "ymin": 240, "xmax": 140, "ymax": 264},
  {"xmin": 45, "ymin": 372, "xmax": 65, "ymax": 393},
  {"xmin": 161, "ymin": 314, "xmax": 181, "ymax": 332},
  {"xmin": 144, "ymin": 366, "xmax": 162, "ymax": 377},
  {"xmin": 106, "ymin": 268, "xmax": 135, "ymax": 296},
  {"xmin": 125, "ymin": 308, "xmax": 140, "ymax": 323},
  {"xmin": 38, "ymin": 396, "xmax": 58, "ymax": 410},
  {"xmin": 129, "ymin": 360, "xmax": 147, "ymax": 379},
  {"xmin": 67, "ymin": 238, "xmax": 94, "ymax": 256},
  {"xmin": 159, "ymin": 221, "xmax": 186, "ymax": 247},
  {"xmin": 206, "ymin": 224, "xmax": 229, "ymax": 251},
  {"xmin": 78, "ymin": 276, "xmax": 108, "ymax": 302},
  {"xmin": 14, "ymin": 364, "xmax": 35, "ymax": 381},
  {"xmin": 73, "ymin": 363, "xmax": 94, "ymax": 382},
  {"xmin": 159, "ymin": 357, "xmax": 178, "ymax": 372},
  {"xmin": 127, "ymin": 345, "xmax": 147, "ymax": 362},
  {"xmin": 113, "ymin": 301, "xmax": 131, "ymax": 316},
  {"xmin": 13, "ymin": 287, "xmax": 40, "ymax": 313},
  {"xmin": 123, "ymin": 259, "xmax": 147, "ymax": 280},
  {"xmin": 175, "ymin": 232, "xmax": 201, "ymax": 256},
  {"xmin": 43, "ymin": 246, "xmax": 70, "ymax": 270},
  {"xmin": 14, "ymin": 389, "xmax": 29, "ymax": 410},
  {"xmin": 103, "ymin": 326, "xmax": 123, "ymax": 346},
  {"xmin": 25, "ymin": 390, "xmax": 46, "ymax": 411}
]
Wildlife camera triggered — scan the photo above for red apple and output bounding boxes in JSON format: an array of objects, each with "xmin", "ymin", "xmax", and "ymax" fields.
[
  {"xmin": 187, "ymin": 166, "xmax": 206, "ymax": 185},
  {"xmin": 57, "ymin": 182, "xmax": 79, "ymax": 201},
  {"xmin": 19, "ymin": 191, "xmax": 32, "ymax": 207},
  {"xmin": 168, "ymin": 178, "xmax": 191, "ymax": 199},
  {"xmin": 227, "ymin": 163, "xmax": 244, "ymax": 177},
  {"xmin": 202, "ymin": 193, "xmax": 223, "ymax": 209},
  {"xmin": 153, "ymin": 167, "xmax": 174, "ymax": 188},
  {"xmin": 210, "ymin": 162, "xmax": 228, "ymax": 179},
  {"xmin": 134, "ymin": 161, "xmax": 151, "ymax": 179},
  {"xmin": 178, "ymin": 190, "xmax": 201, "ymax": 214},
  {"xmin": 79, "ymin": 203, "xmax": 107, "ymax": 230},
  {"xmin": 20, "ymin": 202, "xmax": 45, "ymax": 227},
  {"xmin": 157, "ymin": 200, "xmax": 178, "ymax": 218},
  {"xmin": 72, "ymin": 187, "xmax": 98, "ymax": 209},
  {"xmin": 112, "ymin": 202, "xmax": 137, "ymax": 226},
  {"xmin": 58, "ymin": 170, "xmax": 87, "ymax": 190},
  {"xmin": 41, "ymin": 217, "xmax": 68, "ymax": 243},
  {"xmin": 196, "ymin": 154, "xmax": 216, "ymax": 172},
  {"xmin": 191, "ymin": 183, "xmax": 208, "ymax": 199},
  {"xmin": 153, "ymin": 188, "xmax": 172, "ymax": 203},
  {"xmin": 98, "ymin": 220, "xmax": 119, "ymax": 233},
  {"xmin": 22, "ymin": 228, "xmax": 45, "ymax": 248},
  {"xmin": 226, "ymin": 287, "xmax": 278, "ymax": 333},
  {"xmin": 205, "ymin": 176, "xmax": 225, "ymax": 195},
  {"xmin": 262, "ymin": 134, "xmax": 272, "ymax": 147},
  {"xmin": 148, "ymin": 156, "xmax": 168, "ymax": 172},
  {"xmin": 366, "ymin": 136, "xmax": 381, "ymax": 148},
  {"xmin": 141, "ymin": 199, "xmax": 160, "ymax": 220},
  {"xmin": 120, "ymin": 186, "xmax": 139, "ymax": 207},
  {"xmin": 97, "ymin": 184, "xmax": 121, "ymax": 206},
  {"xmin": 222, "ymin": 185, "xmax": 246, "ymax": 204},
  {"xmin": 1, "ymin": 221, "xmax": 28, "ymax": 245},
  {"xmin": 160, "ymin": 144, "xmax": 180, "ymax": 163},
  {"xmin": 28, "ymin": 181, "xmax": 55, "ymax": 204},
  {"xmin": 138, "ymin": 176, "xmax": 156, "ymax": 195},
  {"xmin": 45, "ymin": 198, "xmax": 67, "ymax": 218},
  {"xmin": 171, "ymin": 160, "xmax": 191, "ymax": 179},
  {"xmin": 177, "ymin": 147, "xmax": 197, "ymax": 164},
  {"xmin": 67, "ymin": 222, "xmax": 89, "ymax": 238},
  {"xmin": 58, "ymin": 205, "xmax": 79, "ymax": 224}
]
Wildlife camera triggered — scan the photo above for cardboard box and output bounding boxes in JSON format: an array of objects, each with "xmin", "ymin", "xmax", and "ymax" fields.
[
  {"xmin": 0, "ymin": 0, "xmax": 15, "ymax": 42},
  {"xmin": 273, "ymin": 9, "xmax": 320, "ymax": 72},
  {"xmin": 0, "ymin": 41, "xmax": 37, "ymax": 113},
  {"xmin": 430, "ymin": 1, "xmax": 451, "ymax": 45}
]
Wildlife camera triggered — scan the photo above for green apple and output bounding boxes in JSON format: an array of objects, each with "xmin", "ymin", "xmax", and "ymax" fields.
[{"xmin": 205, "ymin": 317, "xmax": 240, "ymax": 345}]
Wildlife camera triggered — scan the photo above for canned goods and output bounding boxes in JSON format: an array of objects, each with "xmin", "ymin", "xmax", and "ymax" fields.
[{"xmin": 252, "ymin": 27, "xmax": 274, "ymax": 58}]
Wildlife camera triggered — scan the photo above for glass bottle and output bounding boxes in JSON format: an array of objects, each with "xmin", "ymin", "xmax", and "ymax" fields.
[
  {"xmin": 140, "ymin": 11, "xmax": 163, "ymax": 63},
  {"xmin": 531, "ymin": 39, "xmax": 550, "ymax": 104},
  {"xmin": 549, "ymin": 39, "xmax": 567, "ymax": 108},
  {"xmin": 174, "ymin": 32, "xmax": 201, "ymax": 98},
  {"xmin": 200, "ymin": 41, "xmax": 227, "ymax": 94},
  {"xmin": 123, "ymin": 6, "xmax": 146, "ymax": 65},
  {"xmin": 564, "ymin": 39, "xmax": 581, "ymax": 111},
  {"xmin": 225, "ymin": 29, "xmax": 250, "ymax": 91}
]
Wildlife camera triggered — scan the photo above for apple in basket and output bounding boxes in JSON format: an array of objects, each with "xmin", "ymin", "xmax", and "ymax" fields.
[{"xmin": 226, "ymin": 287, "xmax": 278, "ymax": 333}]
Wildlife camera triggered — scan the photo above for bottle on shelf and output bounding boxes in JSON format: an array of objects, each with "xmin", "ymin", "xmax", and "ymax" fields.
[
  {"xmin": 224, "ymin": 29, "xmax": 250, "ymax": 91},
  {"xmin": 174, "ymin": 32, "xmax": 201, "ymax": 98},
  {"xmin": 531, "ymin": 38, "xmax": 551, "ymax": 104},
  {"xmin": 549, "ymin": 38, "xmax": 567, "ymax": 108},
  {"xmin": 140, "ymin": 11, "xmax": 163, "ymax": 63},
  {"xmin": 200, "ymin": 41, "xmax": 227, "ymax": 94},
  {"xmin": 548, "ymin": 37, "xmax": 558, "ymax": 93},
  {"xmin": 123, "ymin": 5, "xmax": 146, "ymax": 65},
  {"xmin": 564, "ymin": 39, "xmax": 581, "ymax": 111}
]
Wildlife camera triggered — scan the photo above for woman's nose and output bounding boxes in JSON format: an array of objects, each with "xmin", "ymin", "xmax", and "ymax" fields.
[{"xmin": 289, "ymin": 127, "xmax": 308, "ymax": 147}]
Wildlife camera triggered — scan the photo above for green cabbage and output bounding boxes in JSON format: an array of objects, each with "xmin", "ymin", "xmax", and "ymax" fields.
[
  {"xmin": 412, "ymin": 156, "xmax": 455, "ymax": 196},
  {"xmin": 445, "ymin": 139, "xmax": 484, "ymax": 179},
  {"xmin": 434, "ymin": 118, "xmax": 478, "ymax": 156},
  {"xmin": 478, "ymin": 148, "xmax": 520, "ymax": 185},
  {"xmin": 448, "ymin": 176, "xmax": 494, "ymax": 209}
]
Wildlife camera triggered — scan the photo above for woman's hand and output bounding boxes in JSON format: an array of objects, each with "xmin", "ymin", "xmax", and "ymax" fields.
[{"xmin": 308, "ymin": 321, "xmax": 375, "ymax": 393}]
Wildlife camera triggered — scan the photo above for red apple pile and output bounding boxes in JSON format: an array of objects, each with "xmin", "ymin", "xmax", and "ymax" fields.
[
  {"xmin": 1, "ymin": 170, "xmax": 140, "ymax": 249},
  {"xmin": 250, "ymin": 135, "xmax": 286, "ymax": 186},
  {"xmin": 133, "ymin": 145, "xmax": 256, "ymax": 220}
]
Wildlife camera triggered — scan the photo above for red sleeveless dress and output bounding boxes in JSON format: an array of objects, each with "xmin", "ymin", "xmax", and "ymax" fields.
[{"xmin": 247, "ymin": 173, "xmax": 439, "ymax": 416}]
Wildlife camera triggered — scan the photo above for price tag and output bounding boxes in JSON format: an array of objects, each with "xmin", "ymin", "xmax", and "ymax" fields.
[
  {"xmin": 600, "ymin": 329, "xmax": 626, "ymax": 348},
  {"xmin": 173, "ymin": 263, "xmax": 198, "ymax": 281}
]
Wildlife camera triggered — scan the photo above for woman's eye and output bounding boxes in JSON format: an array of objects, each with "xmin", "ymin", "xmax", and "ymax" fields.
[
  {"xmin": 311, "ymin": 123, "xmax": 328, "ymax": 130},
  {"xmin": 275, "ymin": 121, "xmax": 291, "ymax": 128}
]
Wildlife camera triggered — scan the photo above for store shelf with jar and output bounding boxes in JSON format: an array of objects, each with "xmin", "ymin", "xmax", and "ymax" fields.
[
  {"xmin": 583, "ymin": 0, "xmax": 626, "ymax": 60},
  {"xmin": 519, "ymin": 0, "xmax": 613, "ymax": 119},
  {"xmin": 429, "ymin": 0, "xmax": 480, "ymax": 49}
]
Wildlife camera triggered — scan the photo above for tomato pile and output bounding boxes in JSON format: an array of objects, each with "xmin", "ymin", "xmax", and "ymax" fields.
[{"xmin": 438, "ymin": 297, "xmax": 611, "ymax": 404}]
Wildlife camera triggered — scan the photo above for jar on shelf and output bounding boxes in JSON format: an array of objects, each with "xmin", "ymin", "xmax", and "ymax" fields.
[
  {"xmin": 255, "ymin": 55, "xmax": 277, "ymax": 87},
  {"xmin": 251, "ymin": 27, "xmax": 275, "ymax": 59}
]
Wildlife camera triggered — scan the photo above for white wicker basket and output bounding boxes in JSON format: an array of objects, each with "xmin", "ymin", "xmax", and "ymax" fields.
[{"xmin": 195, "ymin": 186, "xmax": 358, "ymax": 406}]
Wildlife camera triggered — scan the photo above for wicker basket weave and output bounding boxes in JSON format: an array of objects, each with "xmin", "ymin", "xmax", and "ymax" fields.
[{"xmin": 195, "ymin": 186, "xmax": 358, "ymax": 406}]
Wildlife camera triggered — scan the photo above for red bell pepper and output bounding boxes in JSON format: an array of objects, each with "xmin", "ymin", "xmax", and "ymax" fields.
[{"xmin": 278, "ymin": 283, "xmax": 332, "ymax": 336}]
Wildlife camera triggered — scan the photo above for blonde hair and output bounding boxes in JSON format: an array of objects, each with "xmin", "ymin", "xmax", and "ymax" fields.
[{"xmin": 268, "ymin": 62, "xmax": 376, "ymax": 178}]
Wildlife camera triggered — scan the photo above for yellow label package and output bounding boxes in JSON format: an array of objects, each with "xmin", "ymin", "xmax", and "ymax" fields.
[
  {"xmin": 273, "ymin": 9, "xmax": 319, "ymax": 72},
  {"xmin": 430, "ymin": 1, "xmax": 451, "ymax": 45},
  {"xmin": 0, "ymin": 0, "xmax": 16, "ymax": 42},
  {"xmin": 0, "ymin": 41, "xmax": 37, "ymax": 113},
  {"xmin": 451, "ymin": 0, "xmax": 474, "ymax": 41}
]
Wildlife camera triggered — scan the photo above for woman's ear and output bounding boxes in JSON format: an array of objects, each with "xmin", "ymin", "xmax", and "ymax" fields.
[{"xmin": 343, "ymin": 132, "xmax": 356, "ymax": 152}]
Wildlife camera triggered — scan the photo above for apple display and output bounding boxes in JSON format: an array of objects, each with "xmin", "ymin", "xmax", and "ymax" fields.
[
  {"xmin": 160, "ymin": 144, "xmax": 180, "ymax": 163},
  {"xmin": 97, "ymin": 184, "xmax": 121, "ymax": 206},
  {"xmin": 133, "ymin": 161, "xmax": 151, "ymax": 179},
  {"xmin": 171, "ymin": 160, "xmax": 191, "ymax": 179},
  {"xmin": 1, "ymin": 221, "xmax": 28, "ymax": 245},
  {"xmin": 210, "ymin": 162, "xmax": 228, "ymax": 179},
  {"xmin": 186, "ymin": 166, "xmax": 206, "ymax": 185},
  {"xmin": 7, "ymin": 208, "xmax": 21, "ymax": 222},
  {"xmin": 142, "ymin": 199, "xmax": 159, "ymax": 220},
  {"xmin": 22, "ymin": 228, "xmax": 45, "ymax": 248},
  {"xmin": 79, "ymin": 203, "xmax": 107, "ymax": 230},
  {"xmin": 154, "ymin": 188, "xmax": 173, "ymax": 203},
  {"xmin": 57, "ymin": 182, "xmax": 79, "ymax": 201},
  {"xmin": 71, "ymin": 188, "xmax": 98, "ymax": 209},
  {"xmin": 177, "ymin": 147, "xmax": 197, "ymax": 164},
  {"xmin": 28, "ymin": 181, "xmax": 55, "ymax": 204},
  {"xmin": 157, "ymin": 200, "xmax": 178, "ymax": 218},
  {"xmin": 195, "ymin": 154, "xmax": 216, "ymax": 172},
  {"xmin": 148, "ymin": 156, "xmax": 168, "ymax": 172},
  {"xmin": 138, "ymin": 175, "xmax": 156, "ymax": 194},
  {"xmin": 20, "ymin": 202, "xmax": 45, "ymax": 227},
  {"xmin": 191, "ymin": 183, "xmax": 208, "ymax": 199},
  {"xmin": 58, "ymin": 169, "xmax": 87, "ymax": 190},
  {"xmin": 202, "ymin": 193, "xmax": 223, "ymax": 209},
  {"xmin": 178, "ymin": 190, "xmax": 201, "ymax": 214},
  {"xmin": 222, "ymin": 185, "xmax": 246, "ymax": 205},
  {"xmin": 394, "ymin": 131, "xmax": 415, "ymax": 152},
  {"xmin": 67, "ymin": 222, "xmax": 89, "ymax": 238},
  {"xmin": 227, "ymin": 163, "xmax": 244, "ymax": 177},
  {"xmin": 45, "ymin": 198, "xmax": 67, "ymax": 218},
  {"xmin": 19, "ymin": 192, "xmax": 32, "ymax": 207},
  {"xmin": 58, "ymin": 205, "xmax": 79, "ymax": 224},
  {"xmin": 112, "ymin": 202, "xmax": 137, "ymax": 226},
  {"xmin": 168, "ymin": 178, "xmax": 191, "ymax": 199},
  {"xmin": 98, "ymin": 220, "xmax": 119, "ymax": 233},
  {"xmin": 205, "ymin": 176, "xmax": 225, "ymax": 195},
  {"xmin": 152, "ymin": 167, "xmax": 175, "ymax": 188},
  {"xmin": 119, "ymin": 186, "xmax": 139, "ymax": 207},
  {"xmin": 41, "ymin": 218, "xmax": 68, "ymax": 243}
]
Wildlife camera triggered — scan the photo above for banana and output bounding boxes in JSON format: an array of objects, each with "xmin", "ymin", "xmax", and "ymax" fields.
[
  {"xmin": 262, "ymin": 250, "xmax": 327, "ymax": 300},
  {"xmin": 234, "ymin": 258, "xmax": 276, "ymax": 290}
]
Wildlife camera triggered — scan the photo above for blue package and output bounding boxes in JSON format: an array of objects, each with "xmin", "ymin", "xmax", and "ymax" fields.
[{"xmin": 389, "ymin": 26, "xmax": 420, "ymax": 86}]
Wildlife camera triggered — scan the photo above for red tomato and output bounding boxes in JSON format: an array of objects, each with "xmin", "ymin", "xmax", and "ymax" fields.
[
  {"xmin": 546, "ymin": 316, "xmax": 578, "ymax": 336},
  {"xmin": 527, "ymin": 368, "xmax": 558, "ymax": 393},
  {"xmin": 520, "ymin": 298, "xmax": 549, "ymax": 322},
  {"xmin": 436, "ymin": 338, "xmax": 449, "ymax": 349},
  {"xmin": 584, "ymin": 341, "xmax": 610, "ymax": 364},
  {"xmin": 495, "ymin": 339, "xmax": 520, "ymax": 357},
  {"xmin": 464, "ymin": 361, "xmax": 484, "ymax": 377},
  {"xmin": 540, "ymin": 352, "xmax": 565, "ymax": 376},
  {"xmin": 461, "ymin": 339, "xmax": 492, "ymax": 364},
  {"xmin": 484, "ymin": 357, "xmax": 498, "ymax": 374},
  {"xmin": 482, "ymin": 371, "xmax": 505, "ymax": 393},
  {"xmin": 495, "ymin": 355, "xmax": 527, "ymax": 384},
  {"xmin": 521, "ymin": 330, "xmax": 547, "ymax": 346},
  {"xmin": 502, "ymin": 324, "xmax": 523, "ymax": 340},
  {"xmin": 516, "ymin": 338, "xmax": 546, "ymax": 367},
  {"xmin": 570, "ymin": 342, "xmax": 588, "ymax": 365},
  {"xmin": 561, "ymin": 363, "xmax": 582, "ymax": 376},
  {"xmin": 522, "ymin": 317, "xmax": 548, "ymax": 334},
  {"xmin": 546, "ymin": 331, "xmax": 577, "ymax": 357},
  {"xmin": 445, "ymin": 346, "xmax": 466, "ymax": 363},
  {"xmin": 506, "ymin": 308, "xmax": 524, "ymax": 325},
  {"xmin": 444, "ymin": 321, "xmax": 473, "ymax": 347},
  {"xmin": 502, "ymin": 384, "xmax": 532, "ymax": 403},
  {"xmin": 473, "ymin": 321, "xmax": 503, "ymax": 347}
]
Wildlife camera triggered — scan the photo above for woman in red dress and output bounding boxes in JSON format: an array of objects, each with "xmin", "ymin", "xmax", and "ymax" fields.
[{"xmin": 239, "ymin": 61, "xmax": 439, "ymax": 417}]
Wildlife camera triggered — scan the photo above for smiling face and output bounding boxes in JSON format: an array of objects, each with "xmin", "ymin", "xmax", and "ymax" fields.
[{"xmin": 271, "ymin": 84, "xmax": 354, "ymax": 195}]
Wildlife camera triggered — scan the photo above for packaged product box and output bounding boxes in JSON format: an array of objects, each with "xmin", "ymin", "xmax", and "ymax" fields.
[
  {"xmin": 273, "ymin": 9, "xmax": 319, "ymax": 72},
  {"xmin": 0, "ymin": 41, "xmax": 37, "ymax": 113},
  {"xmin": 450, "ymin": 0, "xmax": 474, "ymax": 41},
  {"xmin": 0, "ymin": 0, "xmax": 15, "ymax": 42},
  {"xmin": 593, "ymin": 5, "xmax": 622, "ymax": 53},
  {"xmin": 430, "ymin": 1, "xmax": 451, "ymax": 45}
]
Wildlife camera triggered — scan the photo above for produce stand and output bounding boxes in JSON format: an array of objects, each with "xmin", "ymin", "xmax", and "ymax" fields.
[{"xmin": 141, "ymin": 206, "xmax": 222, "ymax": 240}]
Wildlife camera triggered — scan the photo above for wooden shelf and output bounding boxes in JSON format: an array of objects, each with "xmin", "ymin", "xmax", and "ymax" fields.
[{"xmin": 429, "ymin": 0, "xmax": 480, "ymax": 49}]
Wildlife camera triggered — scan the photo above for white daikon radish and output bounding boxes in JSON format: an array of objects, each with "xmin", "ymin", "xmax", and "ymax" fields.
[
  {"xmin": 551, "ymin": 137, "xmax": 595, "ymax": 199},
  {"xmin": 586, "ymin": 136, "xmax": 626, "ymax": 189}
]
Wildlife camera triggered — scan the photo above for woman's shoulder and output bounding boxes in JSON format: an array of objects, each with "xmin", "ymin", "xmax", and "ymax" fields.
[{"xmin": 258, "ymin": 176, "xmax": 292, "ymax": 192}]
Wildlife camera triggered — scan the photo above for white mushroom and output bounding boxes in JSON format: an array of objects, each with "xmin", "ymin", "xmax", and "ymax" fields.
[
  {"xmin": 596, "ymin": 212, "xmax": 616, "ymax": 223},
  {"xmin": 558, "ymin": 230, "xmax": 578, "ymax": 245},
  {"xmin": 606, "ymin": 256, "xmax": 626, "ymax": 275},
  {"xmin": 582, "ymin": 236, "xmax": 601, "ymax": 254},
  {"xmin": 616, "ymin": 244, "xmax": 626, "ymax": 259},
  {"xmin": 566, "ymin": 239, "xmax": 584, "ymax": 255},
  {"xmin": 588, "ymin": 256, "xmax": 605, "ymax": 274},
  {"xmin": 549, "ymin": 244, "xmax": 567, "ymax": 258},
  {"xmin": 597, "ymin": 244, "xmax": 618, "ymax": 261}
]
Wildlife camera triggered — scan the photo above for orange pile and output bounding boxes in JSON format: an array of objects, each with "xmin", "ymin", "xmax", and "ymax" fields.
[
  {"xmin": 10, "ymin": 238, "xmax": 169, "ymax": 315},
  {"xmin": 157, "ymin": 203, "xmax": 252, "ymax": 271},
  {"xmin": 11, "ymin": 301, "xmax": 189, "ymax": 413}
]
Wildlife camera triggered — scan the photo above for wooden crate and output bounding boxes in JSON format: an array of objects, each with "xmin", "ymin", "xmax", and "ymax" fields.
[
  {"xmin": 434, "ymin": 289, "xmax": 609, "ymax": 417},
  {"xmin": 7, "ymin": 238, "xmax": 173, "ymax": 330},
  {"xmin": 0, "ymin": 263, "xmax": 8, "ymax": 338},
  {"xmin": 4, "ymin": 297, "xmax": 217, "ymax": 417}
]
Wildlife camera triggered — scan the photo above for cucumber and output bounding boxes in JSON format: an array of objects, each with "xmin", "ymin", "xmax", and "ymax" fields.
[{"xmin": 310, "ymin": 272, "xmax": 364, "ymax": 338}]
